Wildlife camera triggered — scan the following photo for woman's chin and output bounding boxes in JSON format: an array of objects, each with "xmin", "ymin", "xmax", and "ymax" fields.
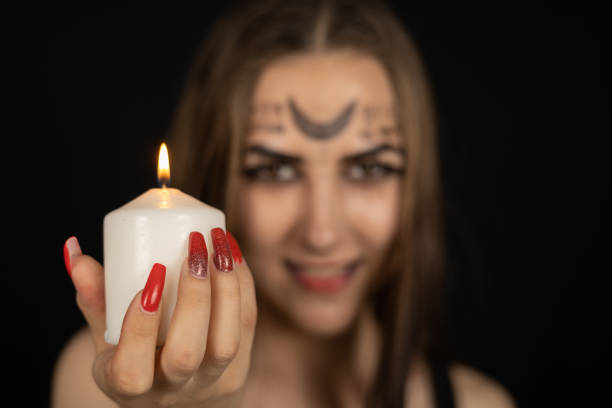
[
  {"xmin": 256, "ymin": 278, "xmax": 364, "ymax": 338},
  {"xmin": 290, "ymin": 302, "xmax": 360, "ymax": 338}
]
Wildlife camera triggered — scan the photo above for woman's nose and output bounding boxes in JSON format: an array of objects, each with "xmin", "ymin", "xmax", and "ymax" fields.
[{"xmin": 300, "ymin": 179, "xmax": 342, "ymax": 253}]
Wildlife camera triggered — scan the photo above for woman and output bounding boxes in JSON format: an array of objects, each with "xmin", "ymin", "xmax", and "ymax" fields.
[{"xmin": 53, "ymin": 1, "xmax": 516, "ymax": 407}]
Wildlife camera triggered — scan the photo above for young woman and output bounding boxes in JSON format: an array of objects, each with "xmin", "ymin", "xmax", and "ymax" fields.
[{"xmin": 53, "ymin": 1, "xmax": 516, "ymax": 407}]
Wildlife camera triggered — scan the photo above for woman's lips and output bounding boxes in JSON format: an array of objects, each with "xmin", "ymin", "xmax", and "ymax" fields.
[{"xmin": 284, "ymin": 259, "xmax": 361, "ymax": 293}]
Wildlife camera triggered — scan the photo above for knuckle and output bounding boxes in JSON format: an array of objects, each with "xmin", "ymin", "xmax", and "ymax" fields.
[
  {"xmin": 216, "ymin": 283, "xmax": 241, "ymax": 301},
  {"xmin": 72, "ymin": 256, "xmax": 105, "ymax": 310},
  {"xmin": 69, "ymin": 256, "xmax": 88, "ymax": 276},
  {"xmin": 75, "ymin": 291, "xmax": 103, "ymax": 314},
  {"xmin": 165, "ymin": 349, "xmax": 202, "ymax": 377},
  {"xmin": 182, "ymin": 288, "xmax": 211, "ymax": 308},
  {"xmin": 110, "ymin": 367, "xmax": 152, "ymax": 397},
  {"xmin": 71, "ymin": 255, "xmax": 101, "ymax": 279},
  {"xmin": 208, "ymin": 339, "xmax": 240, "ymax": 367},
  {"xmin": 128, "ymin": 317, "xmax": 155, "ymax": 340}
]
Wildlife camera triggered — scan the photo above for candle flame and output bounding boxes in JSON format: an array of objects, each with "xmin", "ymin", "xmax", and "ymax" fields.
[{"xmin": 158, "ymin": 142, "xmax": 170, "ymax": 188}]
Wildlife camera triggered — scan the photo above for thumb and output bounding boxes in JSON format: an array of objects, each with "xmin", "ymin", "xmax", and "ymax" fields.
[{"xmin": 64, "ymin": 236, "xmax": 108, "ymax": 352}]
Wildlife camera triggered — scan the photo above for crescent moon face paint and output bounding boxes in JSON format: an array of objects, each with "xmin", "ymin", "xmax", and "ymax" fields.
[{"xmin": 288, "ymin": 97, "xmax": 356, "ymax": 140}]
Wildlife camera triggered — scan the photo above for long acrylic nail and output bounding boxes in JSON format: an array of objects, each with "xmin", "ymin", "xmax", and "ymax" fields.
[
  {"xmin": 141, "ymin": 263, "xmax": 166, "ymax": 313},
  {"xmin": 211, "ymin": 228, "xmax": 233, "ymax": 272},
  {"xmin": 189, "ymin": 231, "xmax": 208, "ymax": 279},
  {"xmin": 226, "ymin": 231, "xmax": 243, "ymax": 265},
  {"xmin": 63, "ymin": 236, "xmax": 82, "ymax": 277}
]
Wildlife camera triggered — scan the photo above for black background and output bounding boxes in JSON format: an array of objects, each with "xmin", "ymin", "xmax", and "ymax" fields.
[{"xmin": 4, "ymin": 4, "xmax": 610, "ymax": 407}]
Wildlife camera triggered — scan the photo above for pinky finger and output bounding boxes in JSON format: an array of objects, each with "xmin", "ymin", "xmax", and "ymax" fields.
[{"xmin": 227, "ymin": 232, "xmax": 257, "ymax": 333}]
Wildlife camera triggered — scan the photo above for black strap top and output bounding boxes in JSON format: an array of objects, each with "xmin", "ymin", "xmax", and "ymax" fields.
[{"xmin": 430, "ymin": 362, "xmax": 456, "ymax": 408}]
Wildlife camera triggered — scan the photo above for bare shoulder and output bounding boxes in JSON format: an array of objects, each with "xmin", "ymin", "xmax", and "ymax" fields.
[
  {"xmin": 51, "ymin": 327, "xmax": 117, "ymax": 408},
  {"xmin": 449, "ymin": 363, "xmax": 517, "ymax": 408}
]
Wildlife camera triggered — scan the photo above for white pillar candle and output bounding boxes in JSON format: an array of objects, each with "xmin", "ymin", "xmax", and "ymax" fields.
[{"xmin": 103, "ymin": 143, "xmax": 224, "ymax": 345}]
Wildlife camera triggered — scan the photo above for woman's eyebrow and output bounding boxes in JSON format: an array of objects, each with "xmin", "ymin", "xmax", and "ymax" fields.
[
  {"xmin": 244, "ymin": 143, "xmax": 404, "ymax": 163},
  {"xmin": 343, "ymin": 144, "xmax": 405, "ymax": 162},
  {"xmin": 244, "ymin": 145, "xmax": 302, "ymax": 163}
]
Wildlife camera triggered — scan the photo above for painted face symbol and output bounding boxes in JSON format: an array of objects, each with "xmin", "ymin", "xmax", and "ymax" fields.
[{"xmin": 288, "ymin": 97, "xmax": 356, "ymax": 140}]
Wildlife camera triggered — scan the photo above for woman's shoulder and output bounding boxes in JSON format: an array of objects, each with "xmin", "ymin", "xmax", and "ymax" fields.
[
  {"xmin": 403, "ymin": 358, "xmax": 516, "ymax": 408},
  {"xmin": 51, "ymin": 327, "xmax": 116, "ymax": 408},
  {"xmin": 52, "ymin": 326, "xmax": 95, "ymax": 387},
  {"xmin": 53, "ymin": 326, "xmax": 96, "ymax": 375},
  {"xmin": 448, "ymin": 363, "xmax": 516, "ymax": 408}
]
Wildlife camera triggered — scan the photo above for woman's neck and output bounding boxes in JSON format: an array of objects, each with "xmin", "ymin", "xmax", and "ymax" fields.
[{"xmin": 248, "ymin": 295, "xmax": 382, "ymax": 404}]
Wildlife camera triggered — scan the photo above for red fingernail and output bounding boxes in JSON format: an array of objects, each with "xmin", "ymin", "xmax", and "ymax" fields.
[
  {"xmin": 189, "ymin": 231, "xmax": 208, "ymax": 279},
  {"xmin": 226, "ymin": 231, "xmax": 243, "ymax": 265},
  {"xmin": 63, "ymin": 236, "xmax": 81, "ymax": 277},
  {"xmin": 141, "ymin": 263, "xmax": 166, "ymax": 313},
  {"xmin": 211, "ymin": 228, "xmax": 233, "ymax": 272}
]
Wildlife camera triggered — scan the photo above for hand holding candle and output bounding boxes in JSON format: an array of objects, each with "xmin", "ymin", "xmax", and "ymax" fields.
[
  {"xmin": 63, "ymin": 143, "xmax": 258, "ymax": 405},
  {"xmin": 103, "ymin": 143, "xmax": 226, "ymax": 345}
]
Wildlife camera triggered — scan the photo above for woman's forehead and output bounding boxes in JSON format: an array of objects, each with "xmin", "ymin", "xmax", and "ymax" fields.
[
  {"xmin": 245, "ymin": 51, "xmax": 402, "ymax": 155},
  {"xmin": 245, "ymin": 99, "xmax": 402, "ymax": 159},
  {"xmin": 251, "ymin": 50, "xmax": 395, "ymax": 110}
]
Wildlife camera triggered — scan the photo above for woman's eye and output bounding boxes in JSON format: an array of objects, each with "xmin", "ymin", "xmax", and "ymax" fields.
[
  {"xmin": 243, "ymin": 163, "xmax": 298, "ymax": 182},
  {"xmin": 345, "ymin": 161, "xmax": 402, "ymax": 181}
]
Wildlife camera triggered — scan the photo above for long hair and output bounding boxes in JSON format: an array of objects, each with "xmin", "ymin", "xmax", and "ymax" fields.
[{"xmin": 168, "ymin": 1, "xmax": 449, "ymax": 406}]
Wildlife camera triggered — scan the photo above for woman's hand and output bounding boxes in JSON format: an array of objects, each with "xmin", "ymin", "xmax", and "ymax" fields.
[{"xmin": 65, "ymin": 229, "xmax": 257, "ymax": 408}]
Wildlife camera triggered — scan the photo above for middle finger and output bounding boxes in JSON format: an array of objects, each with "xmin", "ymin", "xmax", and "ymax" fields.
[
  {"xmin": 196, "ymin": 227, "xmax": 241, "ymax": 384},
  {"xmin": 158, "ymin": 231, "xmax": 212, "ymax": 386}
]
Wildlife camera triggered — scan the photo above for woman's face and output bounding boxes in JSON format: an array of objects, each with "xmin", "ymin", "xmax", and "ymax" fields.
[{"xmin": 236, "ymin": 50, "xmax": 405, "ymax": 336}]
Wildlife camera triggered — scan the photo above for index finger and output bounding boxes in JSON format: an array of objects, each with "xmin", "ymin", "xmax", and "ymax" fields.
[{"xmin": 102, "ymin": 263, "xmax": 166, "ymax": 397}]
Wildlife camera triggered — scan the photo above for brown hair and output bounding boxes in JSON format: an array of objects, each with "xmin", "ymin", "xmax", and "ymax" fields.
[{"xmin": 168, "ymin": 1, "xmax": 449, "ymax": 406}]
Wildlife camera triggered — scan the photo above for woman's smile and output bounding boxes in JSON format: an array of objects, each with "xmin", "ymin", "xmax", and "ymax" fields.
[{"xmin": 284, "ymin": 257, "xmax": 362, "ymax": 293}]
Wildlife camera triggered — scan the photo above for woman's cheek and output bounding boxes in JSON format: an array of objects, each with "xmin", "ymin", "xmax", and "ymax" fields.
[
  {"xmin": 238, "ymin": 184, "xmax": 302, "ymax": 255},
  {"xmin": 343, "ymin": 180, "xmax": 400, "ymax": 249}
]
